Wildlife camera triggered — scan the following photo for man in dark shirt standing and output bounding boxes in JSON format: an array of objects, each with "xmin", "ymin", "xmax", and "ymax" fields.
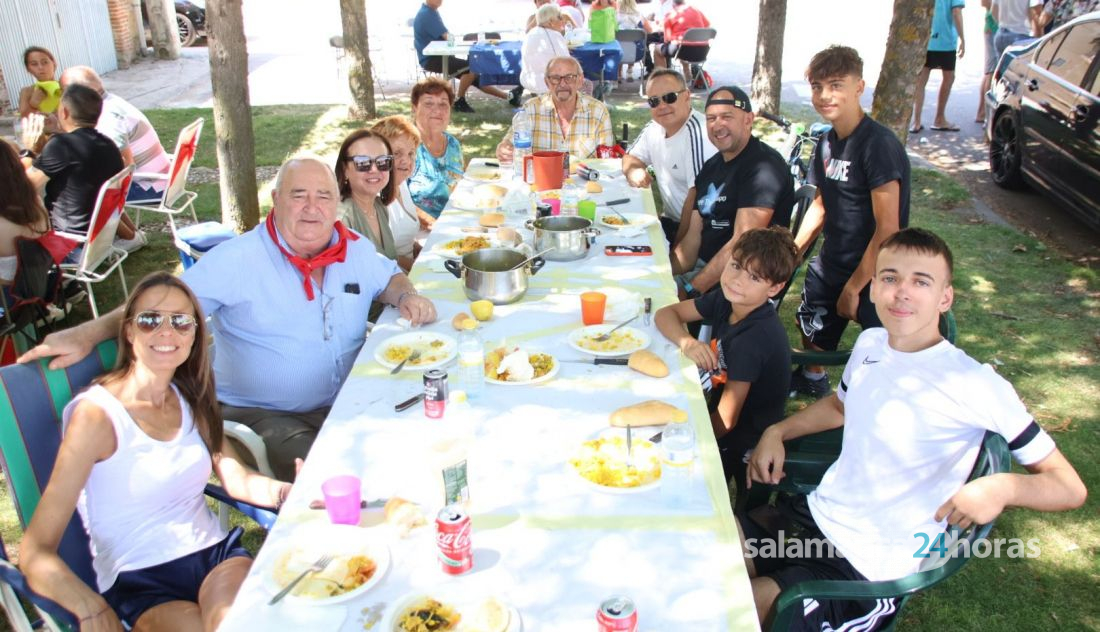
[
  {"xmin": 790, "ymin": 46, "xmax": 910, "ymax": 399},
  {"xmin": 24, "ymin": 84, "xmax": 124, "ymax": 237},
  {"xmin": 671, "ymin": 86, "xmax": 794, "ymax": 300}
]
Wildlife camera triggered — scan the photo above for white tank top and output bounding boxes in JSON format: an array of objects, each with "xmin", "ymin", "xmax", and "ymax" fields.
[{"xmin": 63, "ymin": 384, "xmax": 226, "ymax": 592}]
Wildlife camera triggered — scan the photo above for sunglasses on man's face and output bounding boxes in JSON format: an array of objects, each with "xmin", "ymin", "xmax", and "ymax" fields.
[
  {"xmin": 645, "ymin": 90, "xmax": 684, "ymax": 108},
  {"xmin": 133, "ymin": 311, "xmax": 197, "ymax": 335},
  {"xmin": 349, "ymin": 155, "xmax": 394, "ymax": 172}
]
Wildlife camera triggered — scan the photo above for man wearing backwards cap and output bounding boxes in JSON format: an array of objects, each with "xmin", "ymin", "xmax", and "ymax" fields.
[{"xmin": 671, "ymin": 86, "xmax": 794, "ymax": 299}]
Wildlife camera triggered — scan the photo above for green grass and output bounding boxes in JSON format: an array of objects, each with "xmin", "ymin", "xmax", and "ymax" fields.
[{"xmin": 3, "ymin": 101, "xmax": 1097, "ymax": 631}]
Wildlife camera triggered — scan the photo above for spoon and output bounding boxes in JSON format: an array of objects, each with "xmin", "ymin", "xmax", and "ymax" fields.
[
  {"xmin": 591, "ymin": 314, "xmax": 639, "ymax": 342},
  {"xmin": 508, "ymin": 247, "xmax": 554, "ymax": 270}
]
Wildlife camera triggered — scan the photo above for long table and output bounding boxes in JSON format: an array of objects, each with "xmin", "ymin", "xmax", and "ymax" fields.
[{"xmin": 218, "ymin": 162, "xmax": 758, "ymax": 631}]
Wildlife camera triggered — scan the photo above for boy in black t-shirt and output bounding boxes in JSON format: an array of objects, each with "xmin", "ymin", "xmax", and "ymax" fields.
[
  {"xmin": 655, "ymin": 227, "xmax": 799, "ymax": 493},
  {"xmin": 790, "ymin": 46, "xmax": 910, "ymax": 399}
]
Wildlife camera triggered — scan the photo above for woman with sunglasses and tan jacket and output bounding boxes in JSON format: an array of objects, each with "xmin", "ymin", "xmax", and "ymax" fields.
[
  {"xmin": 334, "ymin": 129, "xmax": 413, "ymax": 273},
  {"xmin": 20, "ymin": 272, "xmax": 292, "ymax": 632}
]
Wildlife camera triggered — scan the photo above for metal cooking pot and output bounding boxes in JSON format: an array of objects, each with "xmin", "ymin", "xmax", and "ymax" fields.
[
  {"xmin": 524, "ymin": 216, "xmax": 601, "ymax": 261},
  {"xmin": 444, "ymin": 248, "xmax": 546, "ymax": 305}
]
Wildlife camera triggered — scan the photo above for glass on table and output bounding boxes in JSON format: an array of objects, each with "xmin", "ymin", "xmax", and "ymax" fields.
[
  {"xmin": 580, "ymin": 291, "xmax": 607, "ymax": 325},
  {"xmin": 321, "ymin": 475, "xmax": 362, "ymax": 525},
  {"xmin": 578, "ymin": 199, "xmax": 596, "ymax": 221}
]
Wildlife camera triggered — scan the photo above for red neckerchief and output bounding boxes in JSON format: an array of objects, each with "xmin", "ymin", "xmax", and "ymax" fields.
[{"xmin": 264, "ymin": 212, "xmax": 358, "ymax": 301}]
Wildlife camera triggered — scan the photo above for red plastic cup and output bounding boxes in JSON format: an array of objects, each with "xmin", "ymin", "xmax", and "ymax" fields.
[
  {"xmin": 581, "ymin": 291, "xmax": 607, "ymax": 325},
  {"xmin": 321, "ymin": 475, "xmax": 362, "ymax": 525}
]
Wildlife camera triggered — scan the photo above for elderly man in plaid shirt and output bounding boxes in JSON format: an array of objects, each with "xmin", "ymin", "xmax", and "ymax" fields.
[{"xmin": 496, "ymin": 56, "xmax": 614, "ymax": 161}]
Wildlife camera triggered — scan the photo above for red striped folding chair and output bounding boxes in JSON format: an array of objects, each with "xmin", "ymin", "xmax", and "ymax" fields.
[
  {"xmin": 57, "ymin": 165, "xmax": 134, "ymax": 318},
  {"xmin": 124, "ymin": 118, "xmax": 202, "ymax": 231}
]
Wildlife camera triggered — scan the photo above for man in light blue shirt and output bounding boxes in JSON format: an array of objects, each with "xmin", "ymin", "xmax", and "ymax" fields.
[
  {"xmin": 910, "ymin": 0, "xmax": 966, "ymax": 133},
  {"xmin": 21, "ymin": 158, "xmax": 437, "ymax": 480}
]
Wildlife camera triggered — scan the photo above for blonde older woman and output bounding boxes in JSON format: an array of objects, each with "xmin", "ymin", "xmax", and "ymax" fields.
[
  {"xmin": 371, "ymin": 115, "xmax": 425, "ymax": 262},
  {"xmin": 521, "ymin": 4, "xmax": 571, "ymax": 96}
]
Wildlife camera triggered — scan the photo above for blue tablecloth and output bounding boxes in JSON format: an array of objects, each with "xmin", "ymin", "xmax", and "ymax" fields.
[
  {"xmin": 469, "ymin": 41, "xmax": 522, "ymax": 87},
  {"xmin": 468, "ymin": 40, "xmax": 624, "ymax": 86}
]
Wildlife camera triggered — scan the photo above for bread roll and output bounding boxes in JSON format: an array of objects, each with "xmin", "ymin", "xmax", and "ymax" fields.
[
  {"xmin": 628, "ymin": 350, "xmax": 668, "ymax": 378},
  {"xmin": 609, "ymin": 400, "xmax": 687, "ymax": 427},
  {"xmin": 479, "ymin": 212, "xmax": 506, "ymax": 228},
  {"xmin": 585, "ymin": 180, "xmax": 603, "ymax": 193},
  {"xmin": 384, "ymin": 497, "xmax": 426, "ymax": 533},
  {"xmin": 452, "ymin": 312, "xmax": 474, "ymax": 330}
]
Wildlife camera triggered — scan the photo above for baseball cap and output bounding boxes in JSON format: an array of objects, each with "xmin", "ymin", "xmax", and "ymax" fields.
[{"xmin": 705, "ymin": 86, "xmax": 752, "ymax": 113}]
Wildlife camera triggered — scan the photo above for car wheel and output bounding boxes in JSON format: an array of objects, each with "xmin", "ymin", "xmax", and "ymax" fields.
[
  {"xmin": 989, "ymin": 111, "xmax": 1024, "ymax": 189},
  {"xmin": 177, "ymin": 13, "xmax": 196, "ymax": 47}
]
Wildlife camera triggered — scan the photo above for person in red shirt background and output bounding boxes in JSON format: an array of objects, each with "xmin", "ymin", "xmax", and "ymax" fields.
[{"xmin": 653, "ymin": 0, "xmax": 710, "ymax": 79}]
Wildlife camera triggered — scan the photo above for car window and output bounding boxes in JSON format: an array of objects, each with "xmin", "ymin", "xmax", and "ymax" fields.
[
  {"xmin": 1034, "ymin": 31, "xmax": 1067, "ymax": 69},
  {"xmin": 1044, "ymin": 24, "xmax": 1100, "ymax": 87}
]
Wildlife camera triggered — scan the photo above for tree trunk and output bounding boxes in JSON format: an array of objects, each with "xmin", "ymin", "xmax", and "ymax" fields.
[
  {"xmin": 750, "ymin": 0, "xmax": 787, "ymax": 116},
  {"xmin": 206, "ymin": 0, "xmax": 259, "ymax": 231},
  {"xmin": 872, "ymin": 0, "xmax": 935, "ymax": 143},
  {"xmin": 146, "ymin": 0, "xmax": 180, "ymax": 60},
  {"xmin": 339, "ymin": 0, "xmax": 376, "ymax": 119}
]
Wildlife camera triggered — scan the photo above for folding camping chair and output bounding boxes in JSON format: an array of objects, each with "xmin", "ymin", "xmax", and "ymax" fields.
[
  {"xmin": 0, "ymin": 235, "xmax": 72, "ymax": 365},
  {"xmin": 124, "ymin": 118, "xmax": 202, "ymax": 231},
  {"xmin": 57, "ymin": 165, "xmax": 134, "ymax": 318}
]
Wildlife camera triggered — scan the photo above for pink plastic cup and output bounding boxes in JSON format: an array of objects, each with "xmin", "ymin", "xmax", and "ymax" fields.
[
  {"xmin": 541, "ymin": 197, "xmax": 562, "ymax": 216},
  {"xmin": 321, "ymin": 475, "xmax": 362, "ymax": 525}
]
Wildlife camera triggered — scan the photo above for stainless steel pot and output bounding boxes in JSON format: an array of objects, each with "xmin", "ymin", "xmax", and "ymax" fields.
[
  {"xmin": 444, "ymin": 248, "xmax": 546, "ymax": 305},
  {"xmin": 524, "ymin": 216, "xmax": 601, "ymax": 261}
]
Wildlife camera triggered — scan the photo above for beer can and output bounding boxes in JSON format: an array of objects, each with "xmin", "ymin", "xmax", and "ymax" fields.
[
  {"xmin": 577, "ymin": 165, "xmax": 600, "ymax": 181},
  {"xmin": 423, "ymin": 369, "xmax": 447, "ymax": 419},
  {"xmin": 597, "ymin": 596, "xmax": 638, "ymax": 632},
  {"xmin": 536, "ymin": 202, "xmax": 553, "ymax": 218},
  {"xmin": 436, "ymin": 506, "xmax": 473, "ymax": 574}
]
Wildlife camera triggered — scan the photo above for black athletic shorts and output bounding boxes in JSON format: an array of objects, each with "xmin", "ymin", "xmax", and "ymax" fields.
[
  {"xmin": 421, "ymin": 56, "xmax": 476, "ymax": 83},
  {"xmin": 924, "ymin": 49, "xmax": 957, "ymax": 71},
  {"xmin": 796, "ymin": 257, "xmax": 881, "ymax": 351},
  {"xmin": 739, "ymin": 495, "xmax": 899, "ymax": 631}
]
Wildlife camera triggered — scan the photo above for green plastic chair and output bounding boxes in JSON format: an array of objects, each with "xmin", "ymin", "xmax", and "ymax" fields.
[{"xmin": 758, "ymin": 431, "xmax": 1012, "ymax": 631}]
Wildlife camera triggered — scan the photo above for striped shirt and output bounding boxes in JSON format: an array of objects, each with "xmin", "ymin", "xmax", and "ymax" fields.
[
  {"xmin": 627, "ymin": 109, "xmax": 716, "ymax": 221},
  {"xmin": 98, "ymin": 93, "xmax": 171, "ymax": 191},
  {"xmin": 520, "ymin": 92, "xmax": 614, "ymax": 159}
]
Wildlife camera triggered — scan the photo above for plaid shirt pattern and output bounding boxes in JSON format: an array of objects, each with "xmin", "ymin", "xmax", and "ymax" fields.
[{"xmin": 523, "ymin": 93, "xmax": 614, "ymax": 158}]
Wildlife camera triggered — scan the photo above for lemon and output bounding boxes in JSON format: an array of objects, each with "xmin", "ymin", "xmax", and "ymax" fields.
[{"xmin": 470, "ymin": 300, "xmax": 494, "ymax": 321}]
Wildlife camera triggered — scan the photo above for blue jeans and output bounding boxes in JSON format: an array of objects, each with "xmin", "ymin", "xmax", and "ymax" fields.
[{"xmin": 993, "ymin": 28, "xmax": 1030, "ymax": 65}]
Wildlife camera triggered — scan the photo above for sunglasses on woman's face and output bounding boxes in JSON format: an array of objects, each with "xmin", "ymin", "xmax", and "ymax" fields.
[
  {"xmin": 133, "ymin": 311, "xmax": 197, "ymax": 335},
  {"xmin": 349, "ymin": 155, "xmax": 394, "ymax": 172},
  {"xmin": 645, "ymin": 90, "xmax": 684, "ymax": 108}
]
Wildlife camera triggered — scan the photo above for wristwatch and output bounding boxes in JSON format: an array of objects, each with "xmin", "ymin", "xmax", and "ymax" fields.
[
  {"xmin": 683, "ymin": 281, "xmax": 701, "ymax": 299},
  {"xmin": 19, "ymin": 149, "xmax": 35, "ymax": 160}
]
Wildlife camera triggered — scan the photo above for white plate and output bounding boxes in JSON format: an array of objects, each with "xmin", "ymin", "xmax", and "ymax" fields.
[
  {"xmin": 485, "ymin": 350, "xmax": 559, "ymax": 386},
  {"xmin": 375, "ymin": 332, "xmax": 458, "ymax": 371},
  {"xmin": 567, "ymin": 325, "xmax": 650, "ymax": 357},
  {"xmin": 569, "ymin": 428, "xmax": 661, "ymax": 494},
  {"xmin": 579, "ymin": 158, "xmax": 623, "ymax": 175},
  {"xmin": 464, "ymin": 166, "xmax": 505, "ymax": 183},
  {"xmin": 385, "ymin": 589, "xmax": 522, "ymax": 631},
  {"xmin": 597, "ymin": 212, "xmax": 655, "ymax": 231},
  {"xmin": 430, "ymin": 236, "xmax": 501, "ymax": 259},
  {"xmin": 265, "ymin": 524, "xmax": 390, "ymax": 606}
]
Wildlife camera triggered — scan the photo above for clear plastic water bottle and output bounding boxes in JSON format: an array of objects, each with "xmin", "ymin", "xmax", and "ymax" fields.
[
  {"xmin": 512, "ymin": 109, "xmax": 532, "ymax": 180},
  {"xmin": 456, "ymin": 324, "xmax": 485, "ymax": 400},
  {"xmin": 661, "ymin": 419, "xmax": 695, "ymax": 507},
  {"xmin": 561, "ymin": 182, "xmax": 580, "ymax": 216}
]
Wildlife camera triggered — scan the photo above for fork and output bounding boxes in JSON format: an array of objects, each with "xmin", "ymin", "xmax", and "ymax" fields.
[
  {"xmin": 591, "ymin": 315, "xmax": 639, "ymax": 342},
  {"xmin": 269, "ymin": 554, "xmax": 334, "ymax": 605},
  {"xmin": 390, "ymin": 350, "xmax": 421, "ymax": 374}
]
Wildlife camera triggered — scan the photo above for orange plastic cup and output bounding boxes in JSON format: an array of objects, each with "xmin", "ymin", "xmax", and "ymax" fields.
[{"xmin": 580, "ymin": 291, "xmax": 607, "ymax": 325}]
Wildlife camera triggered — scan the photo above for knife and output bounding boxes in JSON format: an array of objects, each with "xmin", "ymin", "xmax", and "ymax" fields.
[
  {"xmin": 643, "ymin": 297, "xmax": 652, "ymax": 326},
  {"xmin": 560, "ymin": 358, "xmax": 629, "ymax": 365},
  {"xmin": 605, "ymin": 198, "xmax": 630, "ymax": 206},
  {"xmin": 394, "ymin": 393, "xmax": 424, "ymax": 412}
]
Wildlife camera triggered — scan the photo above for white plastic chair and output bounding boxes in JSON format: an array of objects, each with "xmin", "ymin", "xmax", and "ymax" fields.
[
  {"xmin": 57, "ymin": 165, "xmax": 135, "ymax": 318},
  {"xmin": 124, "ymin": 118, "xmax": 203, "ymax": 231}
]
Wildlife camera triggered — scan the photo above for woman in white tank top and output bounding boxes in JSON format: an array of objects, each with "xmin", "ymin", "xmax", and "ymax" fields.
[{"xmin": 20, "ymin": 272, "xmax": 293, "ymax": 631}]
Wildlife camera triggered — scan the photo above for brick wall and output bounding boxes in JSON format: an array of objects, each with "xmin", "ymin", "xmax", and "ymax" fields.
[
  {"xmin": 106, "ymin": 0, "xmax": 138, "ymax": 68},
  {"xmin": 0, "ymin": 66, "xmax": 8, "ymax": 113}
]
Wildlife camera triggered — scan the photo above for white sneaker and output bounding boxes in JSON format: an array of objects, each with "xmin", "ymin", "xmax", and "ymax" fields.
[{"xmin": 114, "ymin": 230, "xmax": 148, "ymax": 253}]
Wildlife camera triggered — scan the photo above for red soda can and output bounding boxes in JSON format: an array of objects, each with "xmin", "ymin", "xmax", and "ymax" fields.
[
  {"xmin": 597, "ymin": 596, "xmax": 638, "ymax": 632},
  {"xmin": 423, "ymin": 369, "xmax": 447, "ymax": 419},
  {"xmin": 436, "ymin": 506, "xmax": 473, "ymax": 574}
]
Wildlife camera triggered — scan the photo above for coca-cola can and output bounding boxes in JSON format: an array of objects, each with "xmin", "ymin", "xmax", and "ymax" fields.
[
  {"xmin": 597, "ymin": 596, "xmax": 638, "ymax": 632},
  {"xmin": 536, "ymin": 202, "xmax": 553, "ymax": 219},
  {"xmin": 436, "ymin": 506, "xmax": 473, "ymax": 574},
  {"xmin": 423, "ymin": 369, "xmax": 447, "ymax": 419}
]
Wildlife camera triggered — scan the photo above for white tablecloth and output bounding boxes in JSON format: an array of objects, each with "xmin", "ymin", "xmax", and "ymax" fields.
[{"xmin": 218, "ymin": 163, "xmax": 759, "ymax": 631}]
